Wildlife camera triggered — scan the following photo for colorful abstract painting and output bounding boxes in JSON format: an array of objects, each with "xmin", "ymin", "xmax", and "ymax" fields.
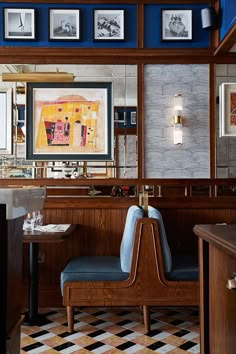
[
  {"xmin": 219, "ymin": 83, "xmax": 236, "ymax": 137},
  {"xmin": 26, "ymin": 82, "xmax": 112, "ymax": 161},
  {"xmin": 230, "ymin": 92, "xmax": 236, "ymax": 125}
]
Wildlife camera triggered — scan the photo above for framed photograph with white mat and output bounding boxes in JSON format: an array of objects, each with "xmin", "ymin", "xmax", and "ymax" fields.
[
  {"xmin": 3, "ymin": 8, "xmax": 36, "ymax": 40},
  {"xmin": 93, "ymin": 9, "xmax": 125, "ymax": 41},
  {"xmin": 161, "ymin": 9, "xmax": 192, "ymax": 41},
  {"xmin": 49, "ymin": 8, "xmax": 80, "ymax": 41}
]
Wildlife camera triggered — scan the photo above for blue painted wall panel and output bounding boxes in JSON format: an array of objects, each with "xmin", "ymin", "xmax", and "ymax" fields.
[
  {"xmin": 0, "ymin": 3, "xmax": 137, "ymax": 48},
  {"xmin": 220, "ymin": 0, "xmax": 236, "ymax": 40},
  {"xmin": 144, "ymin": 4, "xmax": 209, "ymax": 48},
  {"xmin": 0, "ymin": 2, "xmax": 211, "ymax": 49}
]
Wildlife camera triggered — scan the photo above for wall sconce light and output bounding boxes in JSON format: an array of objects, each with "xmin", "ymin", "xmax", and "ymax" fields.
[
  {"xmin": 201, "ymin": 7, "xmax": 217, "ymax": 30},
  {"xmin": 171, "ymin": 94, "xmax": 183, "ymax": 145}
]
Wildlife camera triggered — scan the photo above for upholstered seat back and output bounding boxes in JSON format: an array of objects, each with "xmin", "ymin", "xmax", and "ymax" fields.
[
  {"xmin": 120, "ymin": 205, "xmax": 144, "ymax": 272},
  {"xmin": 148, "ymin": 206, "xmax": 198, "ymax": 281},
  {"xmin": 148, "ymin": 206, "xmax": 172, "ymax": 273}
]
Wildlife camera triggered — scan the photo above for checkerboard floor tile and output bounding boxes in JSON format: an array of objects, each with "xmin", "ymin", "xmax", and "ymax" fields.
[{"xmin": 21, "ymin": 307, "xmax": 200, "ymax": 353}]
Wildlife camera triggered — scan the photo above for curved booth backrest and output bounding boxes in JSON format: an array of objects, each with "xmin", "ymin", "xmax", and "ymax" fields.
[
  {"xmin": 147, "ymin": 206, "xmax": 172, "ymax": 273},
  {"xmin": 120, "ymin": 205, "xmax": 144, "ymax": 272}
]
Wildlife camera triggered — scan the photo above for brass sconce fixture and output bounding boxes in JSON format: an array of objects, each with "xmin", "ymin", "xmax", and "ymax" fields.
[{"xmin": 171, "ymin": 94, "xmax": 183, "ymax": 145}]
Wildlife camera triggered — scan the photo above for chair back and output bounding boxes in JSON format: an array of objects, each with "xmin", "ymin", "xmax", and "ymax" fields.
[
  {"xmin": 148, "ymin": 206, "xmax": 172, "ymax": 273},
  {"xmin": 120, "ymin": 205, "xmax": 144, "ymax": 272}
]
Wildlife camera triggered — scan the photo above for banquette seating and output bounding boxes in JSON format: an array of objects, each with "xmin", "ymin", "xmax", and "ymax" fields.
[{"xmin": 61, "ymin": 205, "xmax": 199, "ymax": 332}]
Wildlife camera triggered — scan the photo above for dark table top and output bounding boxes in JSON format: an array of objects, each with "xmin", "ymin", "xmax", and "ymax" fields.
[{"xmin": 23, "ymin": 224, "xmax": 77, "ymax": 243}]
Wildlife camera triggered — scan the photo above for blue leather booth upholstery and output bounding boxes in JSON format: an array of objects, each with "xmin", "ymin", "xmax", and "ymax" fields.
[
  {"xmin": 148, "ymin": 206, "xmax": 198, "ymax": 281},
  {"xmin": 61, "ymin": 205, "xmax": 144, "ymax": 294}
]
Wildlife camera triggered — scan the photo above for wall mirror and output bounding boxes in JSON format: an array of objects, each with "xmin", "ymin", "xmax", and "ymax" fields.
[{"xmin": 0, "ymin": 64, "xmax": 137, "ymax": 179}]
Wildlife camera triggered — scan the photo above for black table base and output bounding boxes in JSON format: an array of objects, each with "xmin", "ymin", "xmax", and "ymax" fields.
[
  {"xmin": 23, "ymin": 242, "xmax": 47, "ymax": 326},
  {"xmin": 23, "ymin": 312, "xmax": 47, "ymax": 326}
]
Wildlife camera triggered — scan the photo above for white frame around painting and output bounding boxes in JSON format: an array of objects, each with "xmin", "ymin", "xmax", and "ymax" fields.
[
  {"xmin": 219, "ymin": 83, "xmax": 236, "ymax": 137},
  {"xmin": 0, "ymin": 89, "xmax": 12, "ymax": 155},
  {"xmin": 3, "ymin": 8, "xmax": 36, "ymax": 40},
  {"xmin": 93, "ymin": 9, "xmax": 125, "ymax": 41},
  {"xmin": 161, "ymin": 9, "xmax": 192, "ymax": 41},
  {"xmin": 49, "ymin": 8, "xmax": 80, "ymax": 41}
]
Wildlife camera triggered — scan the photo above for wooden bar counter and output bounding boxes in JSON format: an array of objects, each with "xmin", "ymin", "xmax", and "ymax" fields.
[{"xmin": 193, "ymin": 224, "xmax": 236, "ymax": 354}]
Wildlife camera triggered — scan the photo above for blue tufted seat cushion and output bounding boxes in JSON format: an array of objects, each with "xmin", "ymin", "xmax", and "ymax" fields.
[
  {"xmin": 61, "ymin": 205, "xmax": 144, "ymax": 294},
  {"xmin": 147, "ymin": 206, "xmax": 198, "ymax": 281}
]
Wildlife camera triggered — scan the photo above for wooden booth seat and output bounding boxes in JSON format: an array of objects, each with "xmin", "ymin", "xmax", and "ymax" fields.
[{"xmin": 61, "ymin": 205, "xmax": 199, "ymax": 332}]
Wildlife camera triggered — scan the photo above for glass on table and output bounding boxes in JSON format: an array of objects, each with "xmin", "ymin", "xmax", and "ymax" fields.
[
  {"xmin": 23, "ymin": 213, "xmax": 35, "ymax": 231},
  {"xmin": 23, "ymin": 210, "xmax": 43, "ymax": 231}
]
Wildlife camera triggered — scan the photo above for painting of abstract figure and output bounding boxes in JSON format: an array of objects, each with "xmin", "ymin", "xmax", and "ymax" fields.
[
  {"xmin": 26, "ymin": 82, "xmax": 113, "ymax": 161},
  {"xmin": 40, "ymin": 101, "xmax": 98, "ymax": 148}
]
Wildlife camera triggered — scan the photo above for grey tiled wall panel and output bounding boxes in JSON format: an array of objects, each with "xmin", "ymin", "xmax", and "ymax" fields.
[{"xmin": 144, "ymin": 64, "xmax": 210, "ymax": 178}]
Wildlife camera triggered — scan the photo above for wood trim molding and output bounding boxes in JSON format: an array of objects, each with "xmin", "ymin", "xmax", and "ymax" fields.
[
  {"xmin": 0, "ymin": 47, "xmax": 235, "ymax": 65},
  {"xmin": 209, "ymin": 63, "xmax": 216, "ymax": 178},
  {"xmin": 214, "ymin": 22, "xmax": 236, "ymax": 56},
  {"xmin": 210, "ymin": 0, "xmax": 220, "ymax": 50},
  {"xmin": 1, "ymin": 177, "xmax": 236, "ymax": 186},
  {"xmin": 137, "ymin": 2, "xmax": 144, "ymax": 49}
]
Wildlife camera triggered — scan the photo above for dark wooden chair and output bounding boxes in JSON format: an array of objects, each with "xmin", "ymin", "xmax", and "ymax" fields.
[{"xmin": 61, "ymin": 205, "xmax": 199, "ymax": 333}]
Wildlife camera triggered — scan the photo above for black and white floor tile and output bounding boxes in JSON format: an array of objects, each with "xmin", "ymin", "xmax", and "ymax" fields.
[{"xmin": 21, "ymin": 307, "xmax": 200, "ymax": 353}]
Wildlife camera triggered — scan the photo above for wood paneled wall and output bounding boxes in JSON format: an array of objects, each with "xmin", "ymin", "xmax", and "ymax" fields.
[{"xmin": 22, "ymin": 196, "xmax": 236, "ymax": 307}]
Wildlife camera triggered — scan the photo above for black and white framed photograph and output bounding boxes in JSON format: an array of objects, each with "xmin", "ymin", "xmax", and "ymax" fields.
[
  {"xmin": 130, "ymin": 111, "xmax": 137, "ymax": 125},
  {"xmin": 49, "ymin": 9, "xmax": 80, "ymax": 41},
  {"xmin": 93, "ymin": 9, "xmax": 125, "ymax": 41},
  {"xmin": 161, "ymin": 9, "xmax": 192, "ymax": 41},
  {"xmin": 3, "ymin": 8, "xmax": 36, "ymax": 40}
]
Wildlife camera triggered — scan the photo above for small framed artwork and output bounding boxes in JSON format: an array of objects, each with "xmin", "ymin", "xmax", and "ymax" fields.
[
  {"xmin": 3, "ymin": 8, "xmax": 36, "ymax": 40},
  {"xmin": 219, "ymin": 83, "xmax": 236, "ymax": 137},
  {"xmin": 130, "ymin": 111, "xmax": 137, "ymax": 125},
  {"xmin": 26, "ymin": 82, "xmax": 113, "ymax": 161},
  {"xmin": 0, "ymin": 89, "xmax": 12, "ymax": 155},
  {"xmin": 161, "ymin": 9, "xmax": 192, "ymax": 41},
  {"xmin": 49, "ymin": 9, "xmax": 80, "ymax": 41},
  {"xmin": 93, "ymin": 9, "xmax": 125, "ymax": 41}
]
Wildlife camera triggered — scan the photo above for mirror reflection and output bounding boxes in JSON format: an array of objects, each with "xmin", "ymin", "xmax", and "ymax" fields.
[{"xmin": 0, "ymin": 64, "xmax": 137, "ymax": 179}]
